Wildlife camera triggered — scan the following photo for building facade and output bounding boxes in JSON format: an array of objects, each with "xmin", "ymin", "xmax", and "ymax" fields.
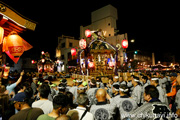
[
  {"xmin": 56, "ymin": 35, "xmax": 79, "ymax": 72},
  {"xmin": 57, "ymin": 4, "xmax": 128, "ymax": 72}
]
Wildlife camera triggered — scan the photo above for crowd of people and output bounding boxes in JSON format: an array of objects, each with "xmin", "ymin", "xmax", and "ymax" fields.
[{"xmin": 0, "ymin": 70, "xmax": 180, "ymax": 120}]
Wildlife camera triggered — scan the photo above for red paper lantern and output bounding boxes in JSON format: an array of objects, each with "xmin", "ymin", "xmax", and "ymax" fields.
[
  {"xmin": 109, "ymin": 62, "xmax": 114, "ymax": 67},
  {"xmin": 0, "ymin": 27, "xmax": 4, "ymax": 44},
  {"xmin": 88, "ymin": 62, "xmax": 94, "ymax": 68},
  {"xmin": 6, "ymin": 32, "xmax": 24, "ymax": 57},
  {"xmin": 31, "ymin": 60, "xmax": 35, "ymax": 64},
  {"xmin": 122, "ymin": 39, "xmax": 128, "ymax": 49},
  {"xmin": 71, "ymin": 48, "xmax": 76, "ymax": 56},
  {"xmin": 79, "ymin": 39, "xmax": 87, "ymax": 49},
  {"xmin": 85, "ymin": 29, "xmax": 91, "ymax": 38}
]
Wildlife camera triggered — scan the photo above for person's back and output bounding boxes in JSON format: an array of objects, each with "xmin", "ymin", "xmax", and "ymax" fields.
[
  {"xmin": 90, "ymin": 103, "xmax": 114, "ymax": 120},
  {"xmin": 111, "ymin": 84, "xmax": 138, "ymax": 119},
  {"xmin": 37, "ymin": 93, "xmax": 69, "ymax": 120},
  {"xmin": 126, "ymin": 100, "xmax": 171, "ymax": 120},
  {"xmin": 67, "ymin": 93, "xmax": 94, "ymax": 120},
  {"xmin": 87, "ymin": 87, "xmax": 98, "ymax": 105},
  {"xmin": 69, "ymin": 86, "xmax": 78, "ymax": 104},
  {"xmin": 156, "ymin": 85, "xmax": 168, "ymax": 104},
  {"xmin": 9, "ymin": 91, "xmax": 44, "ymax": 120},
  {"xmin": 124, "ymin": 85, "xmax": 171, "ymax": 120},
  {"xmin": 131, "ymin": 78, "xmax": 143, "ymax": 106},
  {"xmin": 32, "ymin": 99, "xmax": 53, "ymax": 114},
  {"xmin": 32, "ymin": 84, "xmax": 53, "ymax": 114},
  {"xmin": 9, "ymin": 108, "xmax": 43, "ymax": 120},
  {"xmin": 90, "ymin": 88, "xmax": 115, "ymax": 120}
]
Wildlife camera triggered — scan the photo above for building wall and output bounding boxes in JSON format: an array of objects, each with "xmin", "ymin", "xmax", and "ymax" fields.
[
  {"xmin": 56, "ymin": 35, "xmax": 79, "ymax": 72},
  {"xmin": 80, "ymin": 4, "xmax": 118, "ymax": 39}
]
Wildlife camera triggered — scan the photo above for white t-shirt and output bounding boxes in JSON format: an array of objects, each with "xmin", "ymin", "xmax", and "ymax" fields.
[
  {"xmin": 68, "ymin": 107, "xmax": 94, "ymax": 120},
  {"xmin": 32, "ymin": 100, "xmax": 53, "ymax": 114}
]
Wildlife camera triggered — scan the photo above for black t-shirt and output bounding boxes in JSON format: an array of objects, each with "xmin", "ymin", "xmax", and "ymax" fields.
[{"xmin": 9, "ymin": 108, "xmax": 44, "ymax": 120}]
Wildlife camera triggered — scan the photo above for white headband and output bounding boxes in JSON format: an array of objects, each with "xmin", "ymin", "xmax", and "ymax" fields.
[
  {"xmin": 114, "ymin": 88, "xmax": 119, "ymax": 91},
  {"xmin": 151, "ymin": 78, "xmax": 159, "ymax": 81},
  {"xmin": 61, "ymin": 82, "xmax": 67, "ymax": 84},
  {"xmin": 114, "ymin": 76, "xmax": 119, "ymax": 79},
  {"xmin": 119, "ymin": 88, "xmax": 129, "ymax": 92},
  {"xmin": 77, "ymin": 87, "xmax": 87, "ymax": 90},
  {"xmin": 76, "ymin": 80, "xmax": 82, "ymax": 83},
  {"xmin": 134, "ymin": 79, "xmax": 139, "ymax": 82},
  {"xmin": 96, "ymin": 82, "xmax": 101, "ymax": 84},
  {"xmin": 57, "ymin": 86, "xmax": 65, "ymax": 89}
]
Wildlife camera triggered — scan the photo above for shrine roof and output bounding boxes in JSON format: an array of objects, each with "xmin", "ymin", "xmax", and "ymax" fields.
[{"xmin": 0, "ymin": 1, "xmax": 37, "ymax": 35}]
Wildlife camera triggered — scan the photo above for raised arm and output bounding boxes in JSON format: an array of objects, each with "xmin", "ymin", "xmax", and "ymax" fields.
[{"xmin": 16, "ymin": 70, "xmax": 24, "ymax": 86}]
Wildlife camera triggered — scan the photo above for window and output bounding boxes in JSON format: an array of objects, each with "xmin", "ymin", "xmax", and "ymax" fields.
[
  {"xmin": 61, "ymin": 43, "xmax": 65, "ymax": 48},
  {"xmin": 68, "ymin": 52, "xmax": 71, "ymax": 61},
  {"xmin": 61, "ymin": 55, "xmax": 64, "ymax": 60},
  {"xmin": 109, "ymin": 34, "xmax": 111, "ymax": 36},
  {"xmin": 108, "ymin": 23, "xmax": 111, "ymax": 26},
  {"xmin": 69, "ymin": 42, "xmax": 73, "ymax": 47}
]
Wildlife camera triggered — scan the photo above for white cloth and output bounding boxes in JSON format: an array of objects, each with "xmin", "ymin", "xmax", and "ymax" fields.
[
  {"xmin": 175, "ymin": 89, "xmax": 180, "ymax": 109},
  {"xmin": 68, "ymin": 107, "xmax": 94, "ymax": 120},
  {"xmin": 110, "ymin": 95, "xmax": 138, "ymax": 119},
  {"xmin": 156, "ymin": 85, "xmax": 168, "ymax": 105},
  {"xmin": 90, "ymin": 103, "xmax": 115, "ymax": 120},
  {"xmin": 69, "ymin": 86, "xmax": 78, "ymax": 104},
  {"xmin": 32, "ymin": 100, "xmax": 53, "ymax": 114},
  {"xmin": 131, "ymin": 85, "xmax": 143, "ymax": 105}
]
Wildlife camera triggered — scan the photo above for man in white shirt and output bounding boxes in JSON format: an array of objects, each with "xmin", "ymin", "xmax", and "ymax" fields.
[
  {"xmin": 67, "ymin": 93, "xmax": 94, "ymax": 120},
  {"xmin": 32, "ymin": 84, "xmax": 53, "ymax": 114}
]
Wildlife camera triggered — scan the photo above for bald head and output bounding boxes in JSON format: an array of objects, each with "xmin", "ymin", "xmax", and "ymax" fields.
[
  {"xmin": 96, "ymin": 88, "xmax": 106, "ymax": 102},
  {"xmin": 77, "ymin": 84, "xmax": 86, "ymax": 94},
  {"xmin": 67, "ymin": 110, "xmax": 78, "ymax": 120},
  {"xmin": 56, "ymin": 115, "xmax": 71, "ymax": 120}
]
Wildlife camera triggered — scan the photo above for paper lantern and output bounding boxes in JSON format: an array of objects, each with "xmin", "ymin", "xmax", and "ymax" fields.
[
  {"xmin": 109, "ymin": 61, "xmax": 114, "ymax": 67},
  {"xmin": 71, "ymin": 48, "xmax": 76, "ymax": 56},
  {"xmin": 122, "ymin": 39, "xmax": 128, "ymax": 49},
  {"xmin": 88, "ymin": 62, "xmax": 94, "ymax": 68},
  {"xmin": 0, "ymin": 27, "xmax": 4, "ymax": 44},
  {"xmin": 41, "ymin": 51, "xmax": 45, "ymax": 55},
  {"xmin": 31, "ymin": 60, "xmax": 35, "ymax": 64},
  {"xmin": 79, "ymin": 39, "xmax": 86, "ymax": 49},
  {"xmin": 85, "ymin": 29, "xmax": 91, "ymax": 38},
  {"xmin": 6, "ymin": 32, "xmax": 24, "ymax": 57},
  {"xmin": 2, "ymin": 37, "xmax": 8, "ymax": 52},
  {"xmin": 3, "ymin": 66, "xmax": 10, "ymax": 77}
]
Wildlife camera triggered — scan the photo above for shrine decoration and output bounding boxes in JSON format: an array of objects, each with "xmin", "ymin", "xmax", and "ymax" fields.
[
  {"xmin": 0, "ymin": 26, "xmax": 4, "ymax": 44},
  {"xmin": 85, "ymin": 29, "xmax": 91, "ymax": 38},
  {"xmin": 41, "ymin": 51, "xmax": 45, "ymax": 55},
  {"xmin": 122, "ymin": 39, "xmax": 128, "ymax": 49},
  {"xmin": 71, "ymin": 48, "xmax": 76, "ymax": 56},
  {"xmin": 3, "ymin": 66, "xmax": 10, "ymax": 77},
  {"xmin": 56, "ymin": 49, "xmax": 61, "ymax": 58},
  {"xmin": 2, "ymin": 31, "xmax": 33, "ymax": 63},
  {"xmin": 6, "ymin": 31, "xmax": 24, "ymax": 57},
  {"xmin": 79, "ymin": 39, "xmax": 87, "ymax": 49},
  {"xmin": 88, "ymin": 62, "xmax": 94, "ymax": 68},
  {"xmin": 109, "ymin": 61, "xmax": 114, "ymax": 67}
]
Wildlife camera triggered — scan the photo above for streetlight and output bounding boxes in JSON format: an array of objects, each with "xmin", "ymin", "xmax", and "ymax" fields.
[
  {"xmin": 130, "ymin": 39, "xmax": 135, "ymax": 43},
  {"xmin": 134, "ymin": 51, "xmax": 138, "ymax": 54}
]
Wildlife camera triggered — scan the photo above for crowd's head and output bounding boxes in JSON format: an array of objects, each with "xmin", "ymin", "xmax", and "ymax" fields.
[{"xmin": 144, "ymin": 85, "xmax": 159, "ymax": 102}]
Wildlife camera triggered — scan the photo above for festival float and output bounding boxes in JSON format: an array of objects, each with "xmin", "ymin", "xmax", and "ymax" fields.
[
  {"xmin": 37, "ymin": 51, "xmax": 55, "ymax": 73},
  {"xmin": 72, "ymin": 29, "xmax": 122, "ymax": 80}
]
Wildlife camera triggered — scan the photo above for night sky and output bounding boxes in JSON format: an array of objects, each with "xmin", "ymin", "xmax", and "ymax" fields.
[{"xmin": 1, "ymin": 0, "xmax": 179, "ymax": 63}]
